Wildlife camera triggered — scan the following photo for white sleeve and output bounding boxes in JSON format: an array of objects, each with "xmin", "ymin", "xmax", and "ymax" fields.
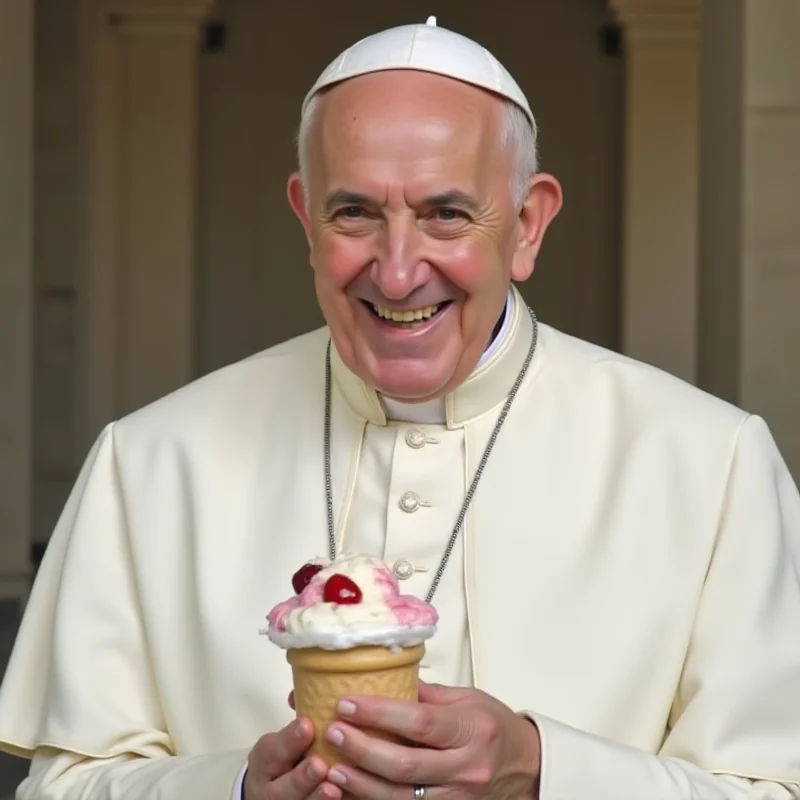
[
  {"xmin": 14, "ymin": 746, "xmax": 249, "ymax": 800},
  {"xmin": 0, "ymin": 425, "xmax": 252, "ymax": 800},
  {"xmin": 523, "ymin": 415, "xmax": 800, "ymax": 798},
  {"xmin": 232, "ymin": 763, "xmax": 248, "ymax": 800}
]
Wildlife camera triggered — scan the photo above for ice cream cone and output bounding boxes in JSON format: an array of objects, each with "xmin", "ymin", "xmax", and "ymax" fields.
[
  {"xmin": 265, "ymin": 555, "xmax": 438, "ymax": 764},
  {"xmin": 288, "ymin": 643, "xmax": 425, "ymax": 765}
]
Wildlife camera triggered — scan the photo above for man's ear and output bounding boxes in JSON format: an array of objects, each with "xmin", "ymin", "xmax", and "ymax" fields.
[
  {"xmin": 287, "ymin": 172, "xmax": 313, "ymax": 246},
  {"xmin": 511, "ymin": 173, "xmax": 563, "ymax": 282}
]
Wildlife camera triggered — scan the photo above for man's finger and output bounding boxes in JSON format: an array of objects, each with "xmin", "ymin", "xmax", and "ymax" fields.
[
  {"xmin": 323, "ymin": 722, "xmax": 463, "ymax": 786},
  {"xmin": 250, "ymin": 719, "xmax": 314, "ymax": 781},
  {"xmin": 288, "ymin": 690, "xmax": 296, "ymax": 710},
  {"xmin": 335, "ymin": 695, "xmax": 467, "ymax": 749},
  {"xmin": 327, "ymin": 761, "xmax": 410, "ymax": 799},
  {"xmin": 265, "ymin": 755, "xmax": 341, "ymax": 800}
]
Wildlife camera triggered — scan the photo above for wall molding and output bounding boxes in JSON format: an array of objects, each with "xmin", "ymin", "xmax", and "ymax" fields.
[
  {"xmin": 104, "ymin": 0, "xmax": 217, "ymax": 36},
  {"xmin": 610, "ymin": 0, "xmax": 701, "ymax": 42}
]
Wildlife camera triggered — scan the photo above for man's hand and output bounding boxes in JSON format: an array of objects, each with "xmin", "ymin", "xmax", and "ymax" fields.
[
  {"xmin": 244, "ymin": 718, "xmax": 343, "ymax": 800},
  {"xmin": 318, "ymin": 681, "xmax": 541, "ymax": 799}
]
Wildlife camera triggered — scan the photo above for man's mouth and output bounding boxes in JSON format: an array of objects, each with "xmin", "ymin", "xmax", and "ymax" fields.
[{"xmin": 363, "ymin": 300, "xmax": 452, "ymax": 328}]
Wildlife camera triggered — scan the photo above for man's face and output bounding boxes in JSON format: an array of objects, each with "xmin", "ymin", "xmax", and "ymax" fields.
[{"xmin": 288, "ymin": 70, "xmax": 561, "ymax": 401}]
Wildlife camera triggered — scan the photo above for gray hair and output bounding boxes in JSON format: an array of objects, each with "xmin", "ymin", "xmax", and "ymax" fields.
[{"xmin": 296, "ymin": 91, "xmax": 539, "ymax": 210}]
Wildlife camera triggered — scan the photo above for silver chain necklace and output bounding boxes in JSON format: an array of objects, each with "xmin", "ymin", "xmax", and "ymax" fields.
[{"xmin": 324, "ymin": 305, "xmax": 538, "ymax": 603}]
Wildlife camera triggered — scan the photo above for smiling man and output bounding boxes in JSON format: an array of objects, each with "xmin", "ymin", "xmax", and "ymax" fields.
[
  {"xmin": 287, "ymin": 61, "xmax": 560, "ymax": 405},
  {"xmin": 2, "ymin": 16, "xmax": 800, "ymax": 800}
]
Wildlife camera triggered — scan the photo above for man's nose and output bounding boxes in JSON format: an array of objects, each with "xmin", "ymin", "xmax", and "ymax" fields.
[{"xmin": 370, "ymin": 216, "xmax": 430, "ymax": 300}]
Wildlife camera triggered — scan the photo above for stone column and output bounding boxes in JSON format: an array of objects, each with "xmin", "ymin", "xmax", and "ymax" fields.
[
  {"xmin": 699, "ymin": 0, "xmax": 800, "ymax": 476},
  {"xmin": 0, "ymin": 0, "xmax": 34, "ymax": 600},
  {"xmin": 611, "ymin": 0, "xmax": 701, "ymax": 383},
  {"xmin": 76, "ymin": 0, "xmax": 215, "ymax": 453}
]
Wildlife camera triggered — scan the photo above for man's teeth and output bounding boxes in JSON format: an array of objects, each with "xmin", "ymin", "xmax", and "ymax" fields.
[{"xmin": 372, "ymin": 304, "xmax": 441, "ymax": 322}]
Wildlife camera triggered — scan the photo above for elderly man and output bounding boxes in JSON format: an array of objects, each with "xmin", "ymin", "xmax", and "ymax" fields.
[{"xmin": 2, "ymin": 16, "xmax": 800, "ymax": 800}]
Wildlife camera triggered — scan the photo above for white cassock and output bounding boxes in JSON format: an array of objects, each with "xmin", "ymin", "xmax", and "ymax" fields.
[{"xmin": 1, "ymin": 285, "xmax": 800, "ymax": 799}]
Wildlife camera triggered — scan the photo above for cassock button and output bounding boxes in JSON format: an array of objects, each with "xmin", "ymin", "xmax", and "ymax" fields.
[
  {"xmin": 393, "ymin": 559, "xmax": 415, "ymax": 580},
  {"xmin": 405, "ymin": 429, "xmax": 426, "ymax": 449},
  {"xmin": 398, "ymin": 491, "xmax": 421, "ymax": 513}
]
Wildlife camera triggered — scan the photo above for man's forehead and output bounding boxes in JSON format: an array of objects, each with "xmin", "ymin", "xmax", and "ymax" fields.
[
  {"xmin": 312, "ymin": 83, "xmax": 499, "ymax": 185},
  {"xmin": 311, "ymin": 131, "xmax": 505, "ymax": 213},
  {"xmin": 304, "ymin": 74, "xmax": 512, "ymax": 205}
]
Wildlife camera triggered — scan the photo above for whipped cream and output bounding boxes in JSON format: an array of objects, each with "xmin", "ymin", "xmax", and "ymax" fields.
[{"xmin": 263, "ymin": 554, "xmax": 438, "ymax": 651}]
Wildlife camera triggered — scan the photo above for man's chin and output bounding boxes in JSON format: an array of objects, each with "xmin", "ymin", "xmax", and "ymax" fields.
[{"xmin": 366, "ymin": 363, "xmax": 454, "ymax": 404}]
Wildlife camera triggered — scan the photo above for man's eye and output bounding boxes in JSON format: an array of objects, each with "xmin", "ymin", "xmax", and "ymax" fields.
[
  {"xmin": 435, "ymin": 208, "xmax": 466, "ymax": 222},
  {"xmin": 338, "ymin": 206, "xmax": 364, "ymax": 219}
]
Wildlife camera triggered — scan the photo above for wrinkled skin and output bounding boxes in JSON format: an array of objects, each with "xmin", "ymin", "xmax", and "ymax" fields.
[{"xmin": 288, "ymin": 69, "xmax": 562, "ymax": 402}]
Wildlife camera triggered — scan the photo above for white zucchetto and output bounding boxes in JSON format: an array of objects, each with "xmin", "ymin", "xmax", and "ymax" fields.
[{"xmin": 302, "ymin": 15, "xmax": 536, "ymax": 134}]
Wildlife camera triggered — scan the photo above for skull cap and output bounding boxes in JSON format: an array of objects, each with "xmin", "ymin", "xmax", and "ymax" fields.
[{"xmin": 301, "ymin": 16, "xmax": 536, "ymax": 134}]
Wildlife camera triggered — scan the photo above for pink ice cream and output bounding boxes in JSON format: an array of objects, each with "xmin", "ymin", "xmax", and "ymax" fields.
[{"xmin": 262, "ymin": 554, "xmax": 438, "ymax": 651}]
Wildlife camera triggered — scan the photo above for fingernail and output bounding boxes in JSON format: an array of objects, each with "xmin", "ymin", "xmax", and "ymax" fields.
[
  {"xmin": 328, "ymin": 768, "xmax": 347, "ymax": 785},
  {"xmin": 306, "ymin": 762, "xmax": 320, "ymax": 780},
  {"xmin": 326, "ymin": 726, "xmax": 344, "ymax": 747},
  {"xmin": 295, "ymin": 721, "xmax": 306, "ymax": 739},
  {"xmin": 337, "ymin": 700, "xmax": 356, "ymax": 717}
]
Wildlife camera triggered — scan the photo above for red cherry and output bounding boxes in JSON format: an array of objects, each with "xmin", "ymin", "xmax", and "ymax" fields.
[
  {"xmin": 291, "ymin": 563, "xmax": 323, "ymax": 594},
  {"xmin": 323, "ymin": 574, "xmax": 363, "ymax": 605}
]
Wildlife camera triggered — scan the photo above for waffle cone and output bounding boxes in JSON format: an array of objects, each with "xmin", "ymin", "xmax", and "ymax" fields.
[{"xmin": 287, "ymin": 643, "xmax": 425, "ymax": 765}]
